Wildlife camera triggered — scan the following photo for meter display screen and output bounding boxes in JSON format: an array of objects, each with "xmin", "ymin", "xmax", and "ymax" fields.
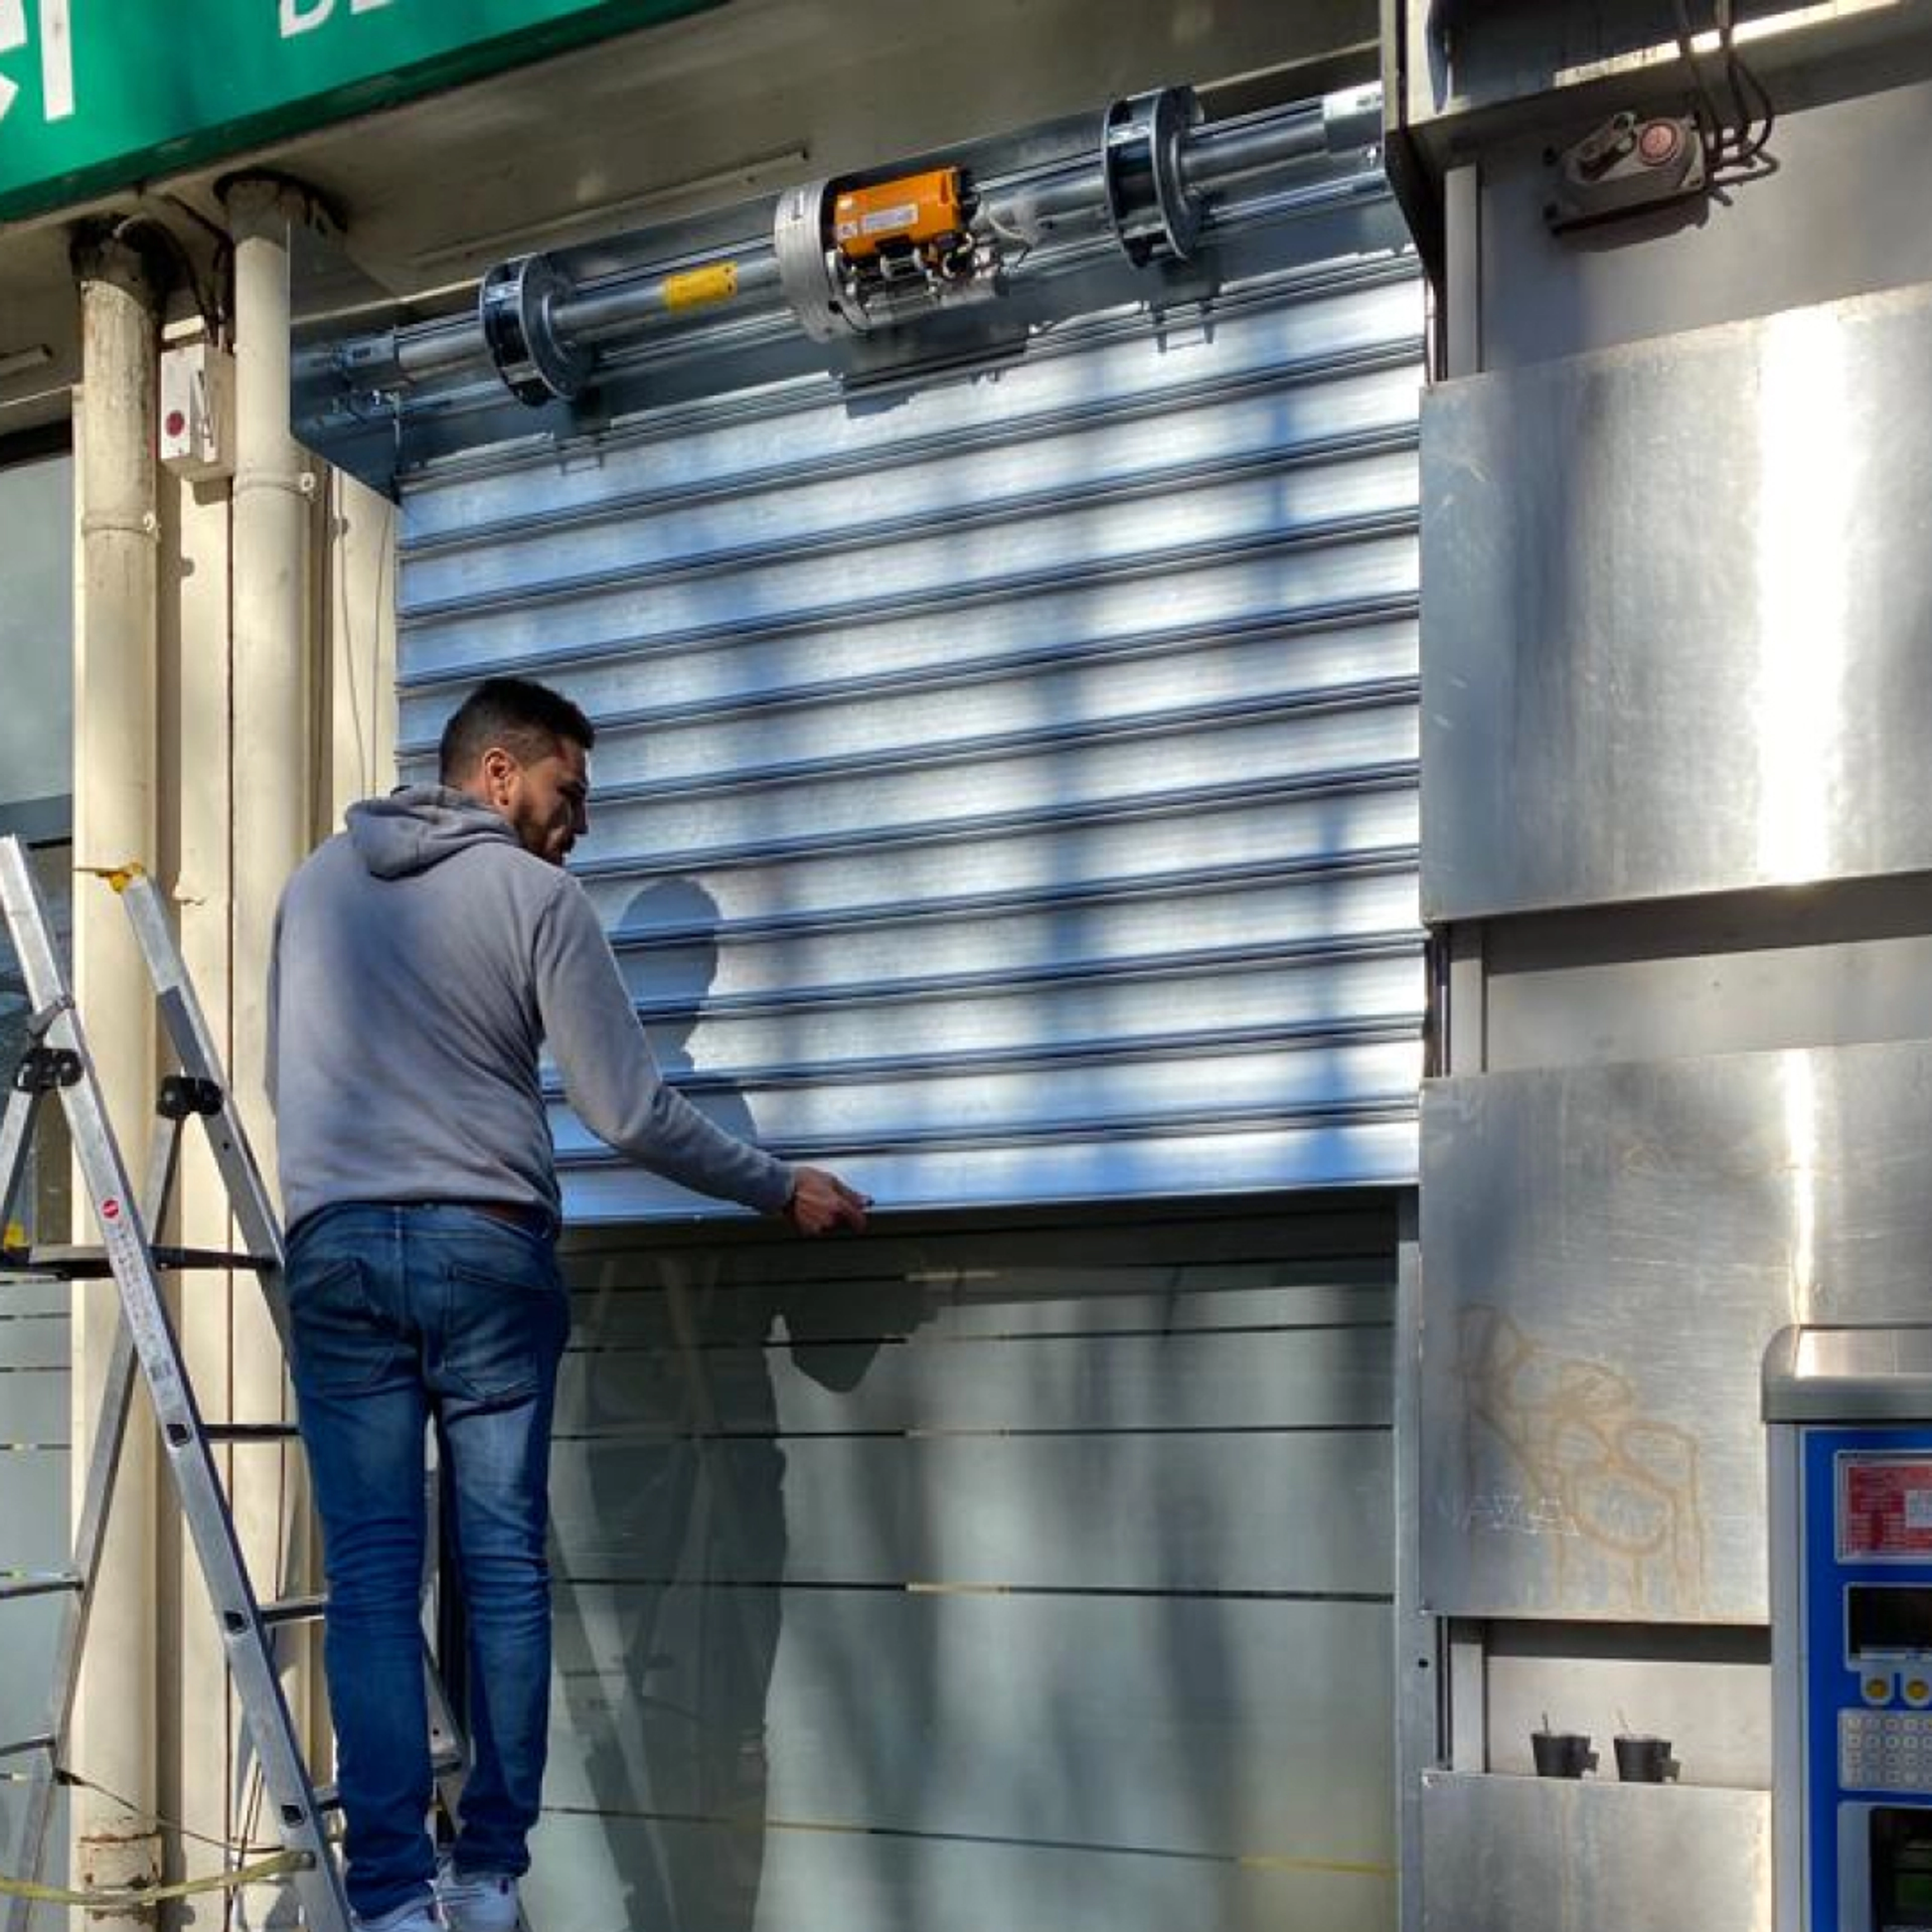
[
  {"xmin": 1874, "ymin": 1807, "xmax": 1932, "ymax": 1928},
  {"xmin": 1852, "ymin": 1588, "xmax": 1932, "ymax": 1659}
]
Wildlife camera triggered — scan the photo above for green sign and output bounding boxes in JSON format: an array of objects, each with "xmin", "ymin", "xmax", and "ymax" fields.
[{"xmin": 0, "ymin": 0, "xmax": 717, "ymax": 222}]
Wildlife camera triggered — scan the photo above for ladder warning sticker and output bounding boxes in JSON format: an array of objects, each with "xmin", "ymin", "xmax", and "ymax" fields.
[{"xmin": 1842, "ymin": 1457, "xmax": 1932, "ymax": 1559}]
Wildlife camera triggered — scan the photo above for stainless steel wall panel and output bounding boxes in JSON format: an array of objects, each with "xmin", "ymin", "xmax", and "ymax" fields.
[
  {"xmin": 397, "ymin": 229, "xmax": 1425, "ymax": 1217},
  {"xmin": 0, "ymin": 1359, "xmax": 71, "ymax": 1445},
  {"xmin": 0, "ymin": 1326, "xmax": 66, "ymax": 1866},
  {"xmin": 0, "ymin": 1449, "xmax": 68, "ymax": 1567},
  {"xmin": 1422, "ymin": 279, "xmax": 1932, "ymax": 920},
  {"xmin": 0, "ymin": 1593, "xmax": 61, "ymax": 1859},
  {"xmin": 1418, "ymin": 1772, "xmax": 1769, "ymax": 1932},
  {"xmin": 1483, "ymin": 1644, "xmax": 1770, "ymax": 1791},
  {"xmin": 1420, "ymin": 1041, "xmax": 1932, "ymax": 1623}
]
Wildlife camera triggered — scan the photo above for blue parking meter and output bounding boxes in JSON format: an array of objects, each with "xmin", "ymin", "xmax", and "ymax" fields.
[{"xmin": 1766, "ymin": 1327, "xmax": 1932, "ymax": 1931}]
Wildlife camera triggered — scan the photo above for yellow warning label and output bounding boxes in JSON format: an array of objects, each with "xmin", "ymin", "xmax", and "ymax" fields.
[
  {"xmin": 2, "ymin": 1221, "xmax": 24, "ymax": 1249},
  {"xmin": 663, "ymin": 262, "xmax": 740, "ymax": 312}
]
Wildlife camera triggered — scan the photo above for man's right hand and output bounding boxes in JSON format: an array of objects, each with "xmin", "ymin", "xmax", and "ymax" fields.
[{"xmin": 783, "ymin": 1166, "xmax": 870, "ymax": 1235}]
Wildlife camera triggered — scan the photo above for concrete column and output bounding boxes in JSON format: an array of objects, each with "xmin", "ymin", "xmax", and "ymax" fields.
[{"xmin": 68, "ymin": 223, "xmax": 164, "ymax": 1913}]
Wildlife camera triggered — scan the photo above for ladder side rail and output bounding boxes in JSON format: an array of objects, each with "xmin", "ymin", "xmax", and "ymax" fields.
[
  {"xmin": 0, "ymin": 1115, "xmax": 184, "ymax": 1932},
  {"xmin": 115, "ymin": 874, "xmax": 285, "ymax": 1281},
  {"xmin": 59, "ymin": 1069, "xmax": 348, "ymax": 1932},
  {"xmin": 119, "ymin": 868, "xmax": 330, "ymax": 1883}
]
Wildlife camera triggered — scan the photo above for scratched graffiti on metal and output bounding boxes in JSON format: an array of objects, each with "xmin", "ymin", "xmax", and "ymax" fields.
[
  {"xmin": 1456, "ymin": 1307, "xmax": 1708, "ymax": 1615},
  {"xmin": 1460, "ymin": 1490, "xmax": 1578, "ymax": 1538}
]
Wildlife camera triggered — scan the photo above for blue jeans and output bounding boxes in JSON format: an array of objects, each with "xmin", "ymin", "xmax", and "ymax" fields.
[{"xmin": 285, "ymin": 1203, "xmax": 570, "ymax": 1921}]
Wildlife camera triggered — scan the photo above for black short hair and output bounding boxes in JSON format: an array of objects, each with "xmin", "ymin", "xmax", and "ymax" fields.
[{"xmin": 438, "ymin": 676, "xmax": 596, "ymax": 783}]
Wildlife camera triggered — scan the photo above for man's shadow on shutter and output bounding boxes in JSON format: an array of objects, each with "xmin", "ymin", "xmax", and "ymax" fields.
[{"xmin": 549, "ymin": 875, "xmax": 915, "ymax": 1932}]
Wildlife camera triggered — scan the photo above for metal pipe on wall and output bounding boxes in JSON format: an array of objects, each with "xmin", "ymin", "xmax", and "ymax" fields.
[
  {"xmin": 225, "ymin": 176, "xmax": 314, "ymax": 1158},
  {"xmin": 221, "ymin": 172, "xmax": 319, "ymax": 1860},
  {"xmin": 312, "ymin": 80, "xmax": 1387, "ymax": 416},
  {"xmin": 68, "ymin": 222, "xmax": 165, "ymax": 1927}
]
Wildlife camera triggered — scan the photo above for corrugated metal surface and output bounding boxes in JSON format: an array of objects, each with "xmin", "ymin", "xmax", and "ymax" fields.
[
  {"xmin": 395, "ymin": 238, "xmax": 1425, "ymax": 1221},
  {"xmin": 538, "ymin": 1204, "xmax": 1399, "ymax": 1932}
]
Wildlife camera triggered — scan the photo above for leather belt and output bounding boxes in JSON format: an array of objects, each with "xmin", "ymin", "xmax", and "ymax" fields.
[
  {"xmin": 454, "ymin": 1201, "xmax": 554, "ymax": 1236},
  {"xmin": 288, "ymin": 1200, "xmax": 557, "ymax": 1244}
]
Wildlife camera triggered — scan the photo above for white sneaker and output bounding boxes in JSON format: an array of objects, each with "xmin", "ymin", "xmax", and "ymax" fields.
[
  {"xmin": 436, "ymin": 1859, "xmax": 520, "ymax": 1932},
  {"xmin": 351, "ymin": 1899, "xmax": 440, "ymax": 1932}
]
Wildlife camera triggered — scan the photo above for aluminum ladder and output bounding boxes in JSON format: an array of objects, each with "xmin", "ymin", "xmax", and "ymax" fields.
[{"xmin": 0, "ymin": 837, "xmax": 464, "ymax": 1931}]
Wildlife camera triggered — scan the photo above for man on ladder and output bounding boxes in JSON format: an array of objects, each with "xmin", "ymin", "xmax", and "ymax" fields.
[{"xmin": 270, "ymin": 676, "xmax": 869, "ymax": 1932}]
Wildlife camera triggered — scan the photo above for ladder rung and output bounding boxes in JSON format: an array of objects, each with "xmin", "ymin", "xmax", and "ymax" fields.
[
  {"xmin": 314, "ymin": 1747, "xmax": 464, "ymax": 1813},
  {"xmin": 261, "ymin": 1594, "xmax": 329, "ymax": 1628},
  {"xmin": 0, "ymin": 1572, "xmax": 82, "ymax": 1604},
  {"xmin": 156, "ymin": 1245, "xmax": 279, "ymax": 1272},
  {"xmin": 1, "ymin": 1244, "xmax": 276, "ymax": 1278},
  {"xmin": 205, "ymin": 1422, "xmax": 302, "ymax": 1444}
]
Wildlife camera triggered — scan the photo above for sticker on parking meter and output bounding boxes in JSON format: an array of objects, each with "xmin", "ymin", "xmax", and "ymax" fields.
[{"xmin": 1842, "ymin": 1457, "xmax": 1932, "ymax": 1559}]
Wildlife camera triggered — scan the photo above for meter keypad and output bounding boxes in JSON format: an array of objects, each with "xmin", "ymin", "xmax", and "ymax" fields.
[{"xmin": 1840, "ymin": 1709, "xmax": 1932, "ymax": 1792}]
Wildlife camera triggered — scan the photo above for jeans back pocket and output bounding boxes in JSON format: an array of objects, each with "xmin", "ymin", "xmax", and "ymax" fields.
[
  {"xmin": 286, "ymin": 1254, "xmax": 406, "ymax": 1398},
  {"xmin": 439, "ymin": 1256, "xmax": 570, "ymax": 1409}
]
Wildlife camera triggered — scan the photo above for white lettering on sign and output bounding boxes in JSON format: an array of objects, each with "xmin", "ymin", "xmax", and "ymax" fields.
[
  {"xmin": 1909, "ymin": 1491, "xmax": 1932, "ymax": 1532},
  {"xmin": 38, "ymin": 0, "xmax": 67, "ymax": 116},
  {"xmin": 280, "ymin": 0, "xmax": 395, "ymax": 37},
  {"xmin": 0, "ymin": 0, "xmax": 71, "ymax": 125},
  {"xmin": 0, "ymin": 0, "xmax": 24, "ymax": 123}
]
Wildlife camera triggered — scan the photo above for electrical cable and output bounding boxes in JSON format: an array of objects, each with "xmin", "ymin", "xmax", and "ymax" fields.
[
  {"xmin": 1670, "ymin": 0, "xmax": 1727, "ymax": 151},
  {"xmin": 1671, "ymin": 0, "xmax": 1778, "ymax": 192},
  {"xmin": 0, "ymin": 1758, "xmax": 293, "ymax": 1857},
  {"xmin": 158, "ymin": 193, "xmax": 237, "ymax": 347},
  {"xmin": 108, "ymin": 213, "xmax": 222, "ymax": 343}
]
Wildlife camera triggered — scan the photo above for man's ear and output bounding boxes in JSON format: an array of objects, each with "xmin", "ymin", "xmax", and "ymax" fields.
[{"xmin": 477, "ymin": 746, "xmax": 519, "ymax": 797}]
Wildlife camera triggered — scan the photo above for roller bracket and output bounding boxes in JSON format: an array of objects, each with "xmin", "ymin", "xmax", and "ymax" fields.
[{"xmin": 479, "ymin": 254, "xmax": 592, "ymax": 405}]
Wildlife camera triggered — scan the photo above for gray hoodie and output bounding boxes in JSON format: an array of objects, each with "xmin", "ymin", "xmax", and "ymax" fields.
[{"xmin": 268, "ymin": 786, "xmax": 792, "ymax": 1228}]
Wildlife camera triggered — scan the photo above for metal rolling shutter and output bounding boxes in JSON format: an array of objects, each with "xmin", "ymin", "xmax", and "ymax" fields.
[
  {"xmin": 538, "ymin": 1202, "xmax": 1401, "ymax": 1932},
  {"xmin": 393, "ymin": 232, "xmax": 1425, "ymax": 1222}
]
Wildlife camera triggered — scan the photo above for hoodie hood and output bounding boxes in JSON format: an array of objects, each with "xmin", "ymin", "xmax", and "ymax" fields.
[{"xmin": 346, "ymin": 785, "xmax": 518, "ymax": 880}]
